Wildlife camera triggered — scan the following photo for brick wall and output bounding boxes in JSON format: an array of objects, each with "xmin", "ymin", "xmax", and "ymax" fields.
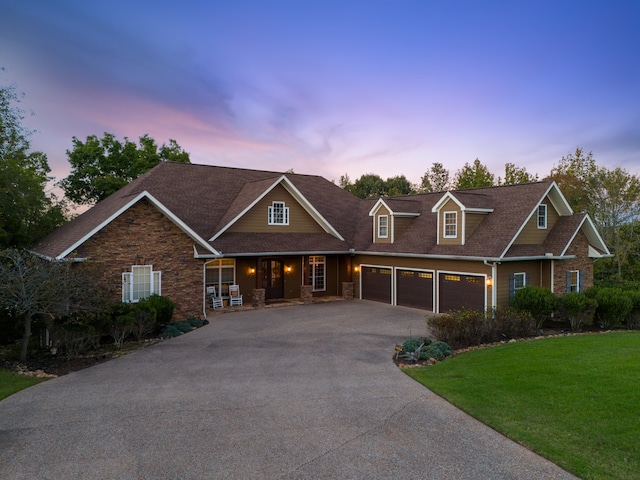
[
  {"xmin": 553, "ymin": 230, "xmax": 594, "ymax": 295},
  {"xmin": 76, "ymin": 199, "xmax": 204, "ymax": 319}
]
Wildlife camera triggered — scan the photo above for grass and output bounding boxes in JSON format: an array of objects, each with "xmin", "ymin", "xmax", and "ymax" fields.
[
  {"xmin": 0, "ymin": 368, "xmax": 47, "ymax": 402},
  {"xmin": 404, "ymin": 331, "xmax": 640, "ymax": 480}
]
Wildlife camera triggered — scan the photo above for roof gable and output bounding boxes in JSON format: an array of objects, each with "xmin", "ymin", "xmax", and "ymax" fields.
[{"xmin": 210, "ymin": 175, "xmax": 345, "ymax": 241}]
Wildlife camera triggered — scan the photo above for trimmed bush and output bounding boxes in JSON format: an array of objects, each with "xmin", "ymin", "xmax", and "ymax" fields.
[
  {"xmin": 626, "ymin": 290, "xmax": 640, "ymax": 330},
  {"xmin": 186, "ymin": 317, "xmax": 204, "ymax": 328},
  {"xmin": 402, "ymin": 338, "xmax": 422, "ymax": 353},
  {"xmin": 144, "ymin": 294, "xmax": 174, "ymax": 326},
  {"xmin": 511, "ymin": 286, "xmax": 557, "ymax": 330},
  {"xmin": 493, "ymin": 306, "xmax": 535, "ymax": 339},
  {"xmin": 558, "ymin": 292, "xmax": 597, "ymax": 331},
  {"xmin": 587, "ymin": 287, "xmax": 633, "ymax": 329}
]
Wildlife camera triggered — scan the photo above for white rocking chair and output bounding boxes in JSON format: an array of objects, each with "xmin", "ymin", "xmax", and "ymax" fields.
[
  {"xmin": 207, "ymin": 286, "xmax": 223, "ymax": 309},
  {"xmin": 229, "ymin": 284, "xmax": 243, "ymax": 306}
]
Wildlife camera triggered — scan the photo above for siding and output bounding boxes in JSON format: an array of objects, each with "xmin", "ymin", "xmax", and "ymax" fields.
[
  {"xmin": 513, "ymin": 197, "xmax": 560, "ymax": 244},
  {"xmin": 228, "ymin": 184, "xmax": 324, "ymax": 233},
  {"xmin": 496, "ymin": 260, "xmax": 542, "ymax": 306}
]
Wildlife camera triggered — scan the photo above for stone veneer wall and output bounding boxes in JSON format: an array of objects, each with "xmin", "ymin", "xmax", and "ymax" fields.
[
  {"xmin": 75, "ymin": 199, "xmax": 204, "ymax": 320},
  {"xmin": 553, "ymin": 230, "xmax": 594, "ymax": 295}
]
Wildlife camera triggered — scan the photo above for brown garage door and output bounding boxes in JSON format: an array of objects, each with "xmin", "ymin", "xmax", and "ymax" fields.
[
  {"xmin": 439, "ymin": 273, "xmax": 485, "ymax": 313},
  {"xmin": 396, "ymin": 270, "xmax": 434, "ymax": 310},
  {"xmin": 361, "ymin": 266, "xmax": 392, "ymax": 304}
]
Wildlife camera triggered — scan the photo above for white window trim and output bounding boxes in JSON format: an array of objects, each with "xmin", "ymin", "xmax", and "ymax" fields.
[
  {"xmin": 569, "ymin": 270, "xmax": 580, "ymax": 292},
  {"xmin": 122, "ymin": 265, "xmax": 161, "ymax": 303},
  {"xmin": 309, "ymin": 255, "xmax": 326, "ymax": 292},
  {"xmin": 444, "ymin": 211, "xmax": 457, "ymax": 238},
  {"xmin": 268, "ymin": 201, "xmax": 289, "ymax": 225},
  {"xmin": 537, "ymin": 204, "xmax": 547, "ymax": 229},
  {"xmin": 205, "ymin": 258, "xmax": 236, "ymax": 298},
  {"xmin": 378, "ymin": 215, "xmax": 389, "ymax": 239},
  {"xmin": 513, "ymin": 272, "xmax": 526, "ymax": 291}
]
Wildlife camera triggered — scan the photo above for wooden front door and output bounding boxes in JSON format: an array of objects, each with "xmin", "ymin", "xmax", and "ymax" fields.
[{"xmin": 262, "ymin": 259, "xmax": 284, "ymax": 300}]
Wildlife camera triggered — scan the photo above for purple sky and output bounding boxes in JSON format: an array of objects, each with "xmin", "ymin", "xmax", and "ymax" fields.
[{"xmin": 2, "ymin": 0, "xmax": 639, "ymax": 190}]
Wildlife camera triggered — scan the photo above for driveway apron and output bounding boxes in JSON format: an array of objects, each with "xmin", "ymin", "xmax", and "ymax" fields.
[{"xmin": 0, "ymin": 301, "xmax": 577, "ymax": 479}]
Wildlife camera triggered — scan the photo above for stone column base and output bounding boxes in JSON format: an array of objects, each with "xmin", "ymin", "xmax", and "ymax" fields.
[
  {"xmin": 252, "ymin": 288, "xmax": 265, "ymax": 308},
  {"xmin": 300, "ymin": 285, "xmax": 313, "ymax": 304},
  {"xmin": 341, "ymin": 282, "xmax": 354, "ymax": 300}
]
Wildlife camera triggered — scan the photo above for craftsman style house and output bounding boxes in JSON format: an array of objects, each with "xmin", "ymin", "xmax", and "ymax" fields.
[{"xmin": 32, "ymin": 162, "xmax": 610, "ymax": 319}]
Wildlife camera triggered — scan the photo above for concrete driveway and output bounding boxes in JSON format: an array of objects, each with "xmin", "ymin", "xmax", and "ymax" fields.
[{"xmin": 0, "ymin": 300, "xmax": 577, "ymax": 479}]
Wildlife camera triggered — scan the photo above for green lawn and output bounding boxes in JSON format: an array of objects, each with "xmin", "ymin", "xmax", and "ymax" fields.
[
  {"xmin": 0, "ymin": 368, "xmax": 47, "ymax": 402},
  {"xmin": 404, "ymin": 332, "xmax": 640, "ymax": 480}
]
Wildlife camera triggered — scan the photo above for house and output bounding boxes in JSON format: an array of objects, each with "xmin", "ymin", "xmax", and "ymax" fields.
[{"xmin": 31, "ymin": 162, "xmax": 611, "ymax": 319}]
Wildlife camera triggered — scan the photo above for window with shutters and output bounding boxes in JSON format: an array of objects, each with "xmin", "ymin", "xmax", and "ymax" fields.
[{"xmin": 568, "ymin": 270, "xmax": 581, "ymax": 292}]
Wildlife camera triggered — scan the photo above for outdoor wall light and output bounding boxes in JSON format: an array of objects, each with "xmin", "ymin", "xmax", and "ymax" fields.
[
  {"xmin": 249, "ymin": 267, "xmax": 256, "ymax": 276},
  {"xmin": 354, "ymin": 266, "xmax": 360, "ymax": 273},
  {"xmin": 285, "ymin": 265, "xmax": 292, "ymax": 273},
  {"xmin": 486, "ymin": 276, "xmax": 493, "ymax": 287}
]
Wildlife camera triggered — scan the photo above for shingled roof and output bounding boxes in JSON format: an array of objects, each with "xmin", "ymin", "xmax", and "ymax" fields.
[{"xmin": 31, "ymin": 163, "xmax": 609, "ymax": 261}]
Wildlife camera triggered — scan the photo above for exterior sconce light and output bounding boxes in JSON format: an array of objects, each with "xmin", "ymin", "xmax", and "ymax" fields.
[
  {"xmin": 285, "ymin": 265, "xmax": 292, "ymax": 273},
  {"xmin": 249, "ymin": 267, "xmax": 256, "ymax": 276},
  {"xmin": 486, "ymin": 276, "xmax": 493, "ymax": 287},
  {"xmin": 354, "ymin": 266, "xmax": 360, "ymax": 273}
]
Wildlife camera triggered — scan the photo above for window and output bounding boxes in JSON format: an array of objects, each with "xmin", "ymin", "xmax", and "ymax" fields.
[
  {"xmin": 513, "ymin": 272, "xmax": 526, "ymax": 290},
  {"xmin": 568, "ymin": 270, "xmax": 581, "ymax": 292},
  {"xmin": 122, "ymin": 265, "xmax": 161, "ymax": 303},
  {"xmin": 509, "ymin": 272, "xmax": 529, "ymax": 300},
  {"xmin": 378, "ymin": 215, "xmax": 389, "ymax": 238},
  {"xmin": 444, "ymin": 212, "xmax": 457, "ymax": 238},
  {"xmin": 537, "ymin": 204, "xmax": 547, "ymax": 229},
  {"xmin": 206, "ymin": 258, "xmax": 236, "ymax": 298},
  {"xmin": 309, "ymin": 255, "xmax": 326, "ymax": 292},
  {"xmin": 268, "ymin": 201, "xmax": 289, "ymax": 225}
]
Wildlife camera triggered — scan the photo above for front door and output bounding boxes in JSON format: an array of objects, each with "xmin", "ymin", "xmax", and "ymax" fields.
[{"xmin": 262, "ymin": 259, "xmax": 284, "ymax": 300}]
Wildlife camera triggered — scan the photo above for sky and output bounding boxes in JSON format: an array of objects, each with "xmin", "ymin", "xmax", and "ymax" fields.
[{"xmin": 1, "ymin": 0, "xmax": 639, "ymax": 191}]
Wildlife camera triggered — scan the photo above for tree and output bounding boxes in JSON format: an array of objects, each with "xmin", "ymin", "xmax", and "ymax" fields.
[
  {"xmin": 0, "ymin": 249, "xmax": 106, "ymax": 361},
  {"xmin": 0, "ymin": 74, "xmax": 67, "ymax": 249},
  {"xmin": 586, "ymin": 166, "xmax": 640, "ymax": 280},
  {"xmin": 454, "ymin": 158, "xmax": 495, "ymax": 190},
  {"xmin": 60, "ymin": 133, "xmax": 191, "ymax": 205},
  {"xmin": 385, "ymin": 175, "xmax": 414, "ymax": 196},
  {"xmin": 419, "ymin": 162, "xmax": 451, "ymax": 192},
  {"xmin": 499, "ymin": 163, "xmax": 538, "ymax": 185},
  {"xmin": 546, "ymin": 147, "xmax": 597, "ymax": 213},
  {"xmin": 350, "ymin": 173, "xmax": 386, "ymax": 199}
]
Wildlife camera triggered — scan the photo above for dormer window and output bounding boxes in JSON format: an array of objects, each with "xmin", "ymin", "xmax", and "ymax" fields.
[
  {"xmin": 537, "ymin": 204, "xmax": 547, "ymax": 229},
  {"xmin": 268, "ymin": 201, "xmax": 289, "ymax": 225},
  {"xmin": 378, "ymin": 215, "xmax": 389, "ymax": 238},
  {"xmin": 444, "ymin": 212, "xmax": 457, "ymax": 238}
]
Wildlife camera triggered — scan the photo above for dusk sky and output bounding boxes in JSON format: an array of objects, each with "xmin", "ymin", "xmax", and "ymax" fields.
[{"xmin": 2, "ymin": 0, "xmax": 639, "ymax": 190}]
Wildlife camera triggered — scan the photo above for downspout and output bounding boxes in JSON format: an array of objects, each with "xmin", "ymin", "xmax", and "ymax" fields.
[
  {"xmin": 484, "ymin": 260, "xmax": 497, "ymax": 310},
  {"xmin": 202, "ymin": 261, "xmax": 208, "ymax": 319}
]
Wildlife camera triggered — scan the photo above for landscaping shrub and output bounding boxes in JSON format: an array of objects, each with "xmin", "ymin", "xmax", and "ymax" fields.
[
  {"xmin": 186, "ymin": 316, "xmax": 204, "ymax": 328},
  {"xmin": 160, "ymin": 324, "xmax": 183, "ymax": 337},
  {"xmin": 587, "ymin": 287, "xmax": 633, "ymax": 329},
  {"xmin": 626, "ymin": 290, "xmax": 640, "ymax": 330},
  {"xmin": 510, "ymin": 286, "xmax": 557, "ymax": 329},
  {"xmin": 558, "ymin": 292, "xmax": 597, "ymax": 331},
  {"xmin": 402, "ymin": 338, "xmax": 422, "ymax": 353},
  {"xmin": 492, "ymin": 306, "xmax": 535, "ymax": 339},
  {"xmin": 144, "ymin": 294, "xmax": 174, "ymax": 326},
  {"xmin": 420, "ymin": 340, "xmax": 453, "ymax": 361},
  {"xmin": 131, "ymin": 300, "xmax": 157, "ymax": 341},
  {"xmin": 51, "ymin": 314, "xmax": 98, "ymax": 358}
]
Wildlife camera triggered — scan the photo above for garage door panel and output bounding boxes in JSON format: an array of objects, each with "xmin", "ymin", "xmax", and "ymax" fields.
[
  {"xmin": 396, "ymin": 270, "xmax": 433, "ymax": 310},
  {"xmin": 361, "ymin": 267, "xmax": 392, "ymax": 304},
  {"xmin": 439, "ymin": 273, "xmax": 484, "ymax": 313}
]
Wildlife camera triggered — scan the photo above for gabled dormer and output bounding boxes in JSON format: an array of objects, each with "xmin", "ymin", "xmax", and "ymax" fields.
[
  {"xmin": 431, "ymin": 192, "xmax": 493, "ymax": 245},
  {"xmin": 512, "ymin": 182, "xmax": 573, "ymax": 246},
  {"xmin": 369, "ymin": 198, "xmax": 420, "ymax": 243}
]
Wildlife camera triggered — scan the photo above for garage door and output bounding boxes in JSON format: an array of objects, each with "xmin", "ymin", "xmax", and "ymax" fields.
[
  {"xmin": 396, "ymin": 270, "xmax": 434, "ymax": 310},
  {"xmin": 438, "ymin": 273, "xmax": 485, "ymax": 313},
  {"xmin": 361, "ymin": 266, "xmax": 392, "ymax": 304}
]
